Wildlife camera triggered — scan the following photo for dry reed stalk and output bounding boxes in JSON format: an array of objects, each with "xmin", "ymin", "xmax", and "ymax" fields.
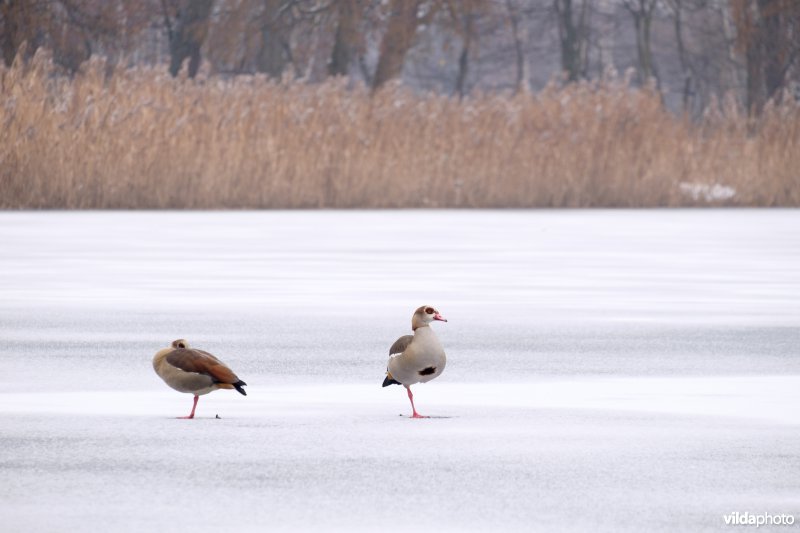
[{"xmin": 1, "ymin": 51, "xmax": 799, "ymax": 209}]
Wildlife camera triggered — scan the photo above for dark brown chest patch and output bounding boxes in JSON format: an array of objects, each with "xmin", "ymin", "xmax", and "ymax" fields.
[{"xmin": 418, "ymin": 366, "xmax": 437, "ymax": 376}]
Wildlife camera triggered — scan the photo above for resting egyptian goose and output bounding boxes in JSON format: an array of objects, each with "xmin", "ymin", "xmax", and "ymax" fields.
[
  {"xmin": 152, "ymin": 339, "xmax": 247, "ymax": 419},
  {"xmin": 382, "ymin": 305, "xmax": 448, "ymax": 418}
]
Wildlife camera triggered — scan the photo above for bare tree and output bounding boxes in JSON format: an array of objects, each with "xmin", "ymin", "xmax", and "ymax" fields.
[
  {"xmin": 553, "ymin": 0, "xmax": 591, "ymax": 82},
  {"xmin": 372, "ymin": 0, "xmax": 448, "ymax": 90},
  {"xmin": 594, "ymin": 0, "xmax": 616, "ymax": 76},
  {"xmin": 328, "ymin": 0, "xmax": 362, "ymax": 76},
  {"xmin": 665, "ymin": 0, "xmax": 697, "ymax": 111},
  {"xmin": 166, "ymin": 0, "xmax": 214, "ymax": 78},
  {"xmin": 255, "ymin": 0, "xmax": 291, "ymax": 78},
  {"xmin": 622, "ymin": 0, "xmax": 659, "ymax": 84},
  {"xmin": 0, "ymin": 0, "xmax": 30, "ymax": 67},
  {"xmin": 448, "ymin": 0, "xmax": 483, "ymax": 98},
  {"xmin": 372, "ymin": 0, "xmax": 422, "ymax": 89},
  {"xmin": 759, "ymin": 0, "xmax": 800, "ymax": 102},
  {"xmin": 1, "ymin": 0, "xmax": 153, "ymax": 71},
  {"xmin": 505, "ymin": 0, "xmax": 530, "ymax": 93},
  {"xmin": 731, "ymin": 0, "xmax": 800, "ymax": 112}
]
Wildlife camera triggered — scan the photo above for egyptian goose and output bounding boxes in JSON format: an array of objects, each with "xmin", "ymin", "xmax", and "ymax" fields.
[
  {"xmin": 382, "ymin": 305, "xmax": 448, "ymax": 418},
  {"xmin": 152, "ymin": 339, "xmax": 247, "ymax": 419}
]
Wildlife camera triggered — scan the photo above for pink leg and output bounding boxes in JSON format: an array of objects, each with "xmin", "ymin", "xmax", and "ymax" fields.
[
  {"xmin": 178, "ymin": 395, "xmax": 199, "ymax": 419},
  {"xmin": 405, "ymin": 386, "xmax": 429, "ymax": 419}
]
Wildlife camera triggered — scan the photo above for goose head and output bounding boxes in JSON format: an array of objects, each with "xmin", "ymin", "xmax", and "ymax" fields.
[
  {"xmin": 412, "ymin": 305, "xmax": 447, "ymax": 330},
  {"xmin": 171, "ymin": 339, "xmax": 190, "ymax": 349}
]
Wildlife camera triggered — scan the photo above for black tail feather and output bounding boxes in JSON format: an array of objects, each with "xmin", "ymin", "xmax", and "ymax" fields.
[
  {"xmin": 382, "ymin": 376, "xmax": 401, "ymax": 387},
  {"xmin": 233, "ymin": 380, "xmax": 247, "ymax": 396}
]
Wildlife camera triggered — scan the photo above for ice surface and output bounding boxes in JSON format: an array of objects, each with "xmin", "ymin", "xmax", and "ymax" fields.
[{"xmin": 1, "ymin": 210, "xmax": 799, "ymax": 532}]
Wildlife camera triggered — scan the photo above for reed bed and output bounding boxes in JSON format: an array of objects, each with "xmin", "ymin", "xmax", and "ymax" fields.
[{"xmin": 2, "ymin": 52, "xmax": 799, "ymax": 209}]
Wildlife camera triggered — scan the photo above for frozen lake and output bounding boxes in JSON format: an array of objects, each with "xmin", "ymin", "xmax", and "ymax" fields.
[{"xmin": 1, "ymin": 210, "xmax": 799, "ymax": 532}]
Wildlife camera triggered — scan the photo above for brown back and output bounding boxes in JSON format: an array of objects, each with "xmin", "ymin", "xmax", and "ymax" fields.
[{"xmin": 166, "ymin": 348, "xmax": 240, "ymax": 384}]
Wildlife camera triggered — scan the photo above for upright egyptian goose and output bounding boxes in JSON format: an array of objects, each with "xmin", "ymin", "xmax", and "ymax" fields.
[
  {"xmin": 383, "ymin": 305, "xmax": 448, "ymax": 418},
  {"xmin": 152, "ymin": 339, "xmax": 247, "ymax": 419}
]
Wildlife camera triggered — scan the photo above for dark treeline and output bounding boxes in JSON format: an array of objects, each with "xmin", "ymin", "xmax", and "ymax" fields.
[{"xmin": 1, "ymin": 0, "xmax": 799, "ymax": 114}]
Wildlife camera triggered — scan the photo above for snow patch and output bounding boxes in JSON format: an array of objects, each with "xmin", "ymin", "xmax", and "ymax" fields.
[{"xmin": 679, "ymin": 182, "xmax": 736, "ymax": 202}]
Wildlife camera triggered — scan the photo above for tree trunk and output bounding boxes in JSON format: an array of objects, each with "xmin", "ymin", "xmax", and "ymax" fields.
[
  {"xmin": 733, "ymin": 0, "xmax": 765, "ymax": 113},
  {"xmin": 745, "ymin": 35, "xmax": 764, "ymax": 112},
  {"xmin": 256, "ymin": 0, "xmax": 289, "ymax": 78},
  {"xmin": 372, "ymin": 0, "xmax": 420, "ymax": 90},
  {"xmin": 455, "ymin": 12, "xmax": 474, "ymax": 98},
  {"xmin": 0, "ymin": 0, "xmax": 20, "ymax": 66},
  {"xmin": 671, "ymin": 0, "xmax": 694, "ymax": 112},
  {"xmin": 168, "ymin": 0, "xmax": 214, "ymax": 78},
  {"xmin": 555, "ymin": 0, "xmax": 577, "ymax": 81},
  {"xmin": 596, "ymin": 0, "xmax": 615, "ymax": 76},
  {"xmin": 328, "ymin": 0, "xmax": 360, "ymax": 77},
  {"xmin": 732, "ymin": 0, "xmax": 800, "ymax": 113},
  {"xmin": 0, "ymin": 0, "xmax": 45, "ymax": 67},
  {"xmin": 554, "ymin": 0, "xmax": 589, "ymax": 82},
  {"xmin": 719, "ymin": 0, "xmax": 742, "ymax": 92},
  {"xmin": 506, "ymin": 0, "xmax": 530, "ymax": 93},
  {"xmin": 641, "ymin": 6, "xmax": 656, "ymax": 80},
  {"xmin": 625, "ymin": 0, "xmax": 659, "ymax": 85},
  {"xmin": 758, "ymin": 0, "xmax": 786, "ymax": 102}
]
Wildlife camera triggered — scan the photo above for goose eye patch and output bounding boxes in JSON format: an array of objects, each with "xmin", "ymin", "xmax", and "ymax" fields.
[{"xmin": 425, "ymin": 307, "xmax": 434, "ymax": 314}]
